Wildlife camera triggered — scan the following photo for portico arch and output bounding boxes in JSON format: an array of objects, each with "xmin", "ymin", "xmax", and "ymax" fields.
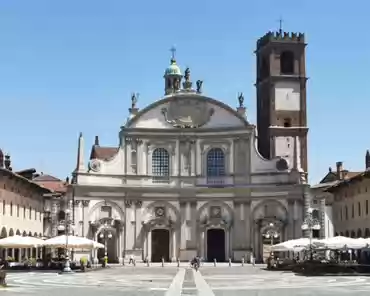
[
  {"xmin": 143, "ymin": 201, "xmax": 180, "ymax": 262},
  {"xmin": 252, "ymin": 199, "xmax": 288, "ymax": 263},
  {"xmin": 88, "ymin": 200, "xmax": 125, "ymax": 222},
  {"xmin": 197, "ymin": 201, "xmax": 234, "ymax": 262},
  {"xmin": 88, "ymin": 201, "xmax": 125, "ymax": 263},
  {"xmin": 0, "ymin": 227, "xmax": 6, "ymax": 238}
]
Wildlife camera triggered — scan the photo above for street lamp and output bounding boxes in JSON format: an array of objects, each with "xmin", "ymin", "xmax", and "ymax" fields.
[
  {"xmin": 301, "ymin": 208, "xmax": 321, "ymax": 260},
  {"xmin": 57, "ymin": 201, "xmax": 74, "ymax": 273},
  {"xmin": 264, "ymin": 223, "xmax": 279, "ymax": 247}
]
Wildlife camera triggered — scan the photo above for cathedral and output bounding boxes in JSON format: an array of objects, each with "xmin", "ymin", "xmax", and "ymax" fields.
[{"xmin": 69, "ymin": 30, "xmax": 309, "ymax": 263}]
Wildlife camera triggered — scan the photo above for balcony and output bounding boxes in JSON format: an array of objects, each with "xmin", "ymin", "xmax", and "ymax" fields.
[{"xmin": 196, "ymin": 176, "xmax": 233, "ymax": 187}]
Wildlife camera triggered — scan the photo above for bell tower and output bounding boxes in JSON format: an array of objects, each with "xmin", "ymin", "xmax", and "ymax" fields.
[
  {"xmin": 164, "ymin": 46, "xmax": 182, "ymax": 95},
  {"xmin": 255, "ymin": 30, "xmax": 308, "ymax": 174}
]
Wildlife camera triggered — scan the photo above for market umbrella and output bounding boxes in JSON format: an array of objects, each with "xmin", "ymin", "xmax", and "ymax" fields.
[
  {"xmin": 44, "ymin": 235, "xmax": 104, "ymax": 249},
  {"xmin": 0, "ymin": 235, "xmax": 45, "ymax": 248}
]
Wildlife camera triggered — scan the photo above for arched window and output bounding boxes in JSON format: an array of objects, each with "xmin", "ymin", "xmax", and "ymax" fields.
[
  {"xmin": 280, "ymin": 51, "xmax": 294, "ymax": 74},
  {"xmin": 207, "ymin": 148, "xmax": 225, "ymax": 177},
  {"xmin": 345, "ymin": 206, "xmax": 348, "ymax": 220},
  {"xmin": 350, "ymin": 230, "xmax": 356, "ymax": 238},
  {"xmin": 152, "ymin": 148, "xmax": 170, "ymax": 183},
  {"xmin": 345, "ymin": 230, "xmax": 350, "ymax": 237},
  {"xmin": 259, "ymin": 57, "xmax": 269, "ymax": 80},
  {"xmin": 10, "ymin": 202, "xmax": 13, "ymax": 216},
  {"xmin": 358, "ymin": 202, "xmax": 361, "ymax": 217},
  {"xmin": 357, "ymin": 229, "xmax": 362, "ymax": 238},
  {"xmin": 365, "ymin": 228, "xmax": 370, "ymax": 237}
]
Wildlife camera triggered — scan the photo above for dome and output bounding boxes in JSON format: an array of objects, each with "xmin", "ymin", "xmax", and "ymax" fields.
[{"xmin": 164, "ymin": 59, "xmax": 182, "ymax": 76}]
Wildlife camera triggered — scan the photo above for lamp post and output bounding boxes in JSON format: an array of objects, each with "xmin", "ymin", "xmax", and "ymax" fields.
[
  {"xmin": 264, "ymin": 223, "xmax": 279, "ymax": 247},
  {"xmin": 301, "ymin": 208, "xmax": 321, "ymax": 260},
  {"xmin": 59, "ymin": 202, "xmax": 73, "ymax": 273}
]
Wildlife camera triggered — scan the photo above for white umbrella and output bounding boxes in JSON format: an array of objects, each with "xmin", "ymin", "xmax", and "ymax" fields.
[
  {"xmin": 44, "ymin": 235, "xmax": 101, "ymax": 249},
  {"xmin": 271, "ymin": 238, "xmax": 324, "ymax": 252},
  {"xmin": 318, "ymin": 236, "xmax": 368, "ymax": 250},
  {"xmin": 0, "ymin": 235, "xmax": 45, "ymax": 248}
]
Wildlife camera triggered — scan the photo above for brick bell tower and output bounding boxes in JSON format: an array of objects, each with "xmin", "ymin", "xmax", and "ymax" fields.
[{"xmin": 255, "ymin": 29, "xmax": 309, "ymax": 174}]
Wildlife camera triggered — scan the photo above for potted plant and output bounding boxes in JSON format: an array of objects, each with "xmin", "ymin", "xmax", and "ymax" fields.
[{"xmin": 80, "ymin": 257, "xmax": 88, "ymax": 272}]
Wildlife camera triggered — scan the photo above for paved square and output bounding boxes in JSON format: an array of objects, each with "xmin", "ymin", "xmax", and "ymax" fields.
[{"xmin": 3, "ymin": 265, "xmax": 370, "ymax": 295}]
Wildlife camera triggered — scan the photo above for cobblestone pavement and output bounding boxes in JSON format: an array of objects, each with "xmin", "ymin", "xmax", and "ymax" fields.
[{"xmin": 2, "ymin": 265, "xmax": 370, "ymax": 295}]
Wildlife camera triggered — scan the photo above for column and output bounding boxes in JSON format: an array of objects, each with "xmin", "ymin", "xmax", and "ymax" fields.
[
  {"xmin": 81, "ymin": 200, "xmax": 90, "ymax": 237},
  {"xmin": 288, "ymin": 199, "xmax": 294, "ymax": 240},
  {"xmin": 118, "ymin": 225, "xmax": 123, "ymax": 262},
  {"xmin": 200, "ymin": 229, "xmax": 206, "ymax": 258},
  {"xmin": 244, "ymin": 202, "xmax": 251, "ymax": 249},
  {"xmin": 190, "ymin": 140, "xmax": 196, "ymax": 176},
  {"xmin": 180, "ymin": 202, "xmax": 187, "ymax": 249},
  {"xmin": 171, "ymin": 228, "xmax": 176, "ymax": 261},
  {"xmin": 51, "ymin": 198, "xmax": 58, "ymax": 237},
  {"xmin": 147, "ymin": 230, "xmax": 152, "ymax": 261},
  {"xmin": 320, "ymin": 198, "xmax": 326, "ymax": 238},
  {"xmin": 303, "ymin": 184, "xmax": 312, "ymax": 238},
  {"xmin": 135, "ymin": 201, "xmax": 142, "ymax": 251},
  {"xmin": 195, "ymin": 140, "xmax": 201, "ymax": 176},
  {"xmin": 175, "ymin": 139, "xmax": 180, "ymax": 176},
  {"xmin": 124, "ymin": 200, "xmax": 133, "ymax": 252}
]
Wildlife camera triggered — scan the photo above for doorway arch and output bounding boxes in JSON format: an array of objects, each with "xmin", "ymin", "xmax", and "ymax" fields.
[
  {"xmin": 206, "ymin": 228, "xmax": 226, "ymax": 262},
  {"xmin": 151, "ymin": 229, "xmax": 170, "ymax": 262}
]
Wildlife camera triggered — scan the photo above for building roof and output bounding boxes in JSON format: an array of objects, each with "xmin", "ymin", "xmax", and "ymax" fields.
[
  {"xmin": 89, "ymin": 146, "xmax": 119, "ymax": 160},
  {"xmin": 0, "ymin": 168, "xmax": 51, "ymax": 193},
  {"xmin": 325, "ymin": 170, "xmax": 369, "ymax": 193},
  {"xmin": 32, "ymin": 174, "xmax": 68, "ymax": 193}
]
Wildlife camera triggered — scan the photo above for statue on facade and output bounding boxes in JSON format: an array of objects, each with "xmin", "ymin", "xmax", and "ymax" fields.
[
  {"xmin": 183, "ymin": 68, "xmax": 192, "ymax": 90},
  {"xmin": 131, "ymin": 93, "xmax": 138, "ymax": 109},
  {"xmin": 196, "ymin": 80, "xmax": 203, "ymax": 93},
  {"xmin": 238, "ymin": 92, "xmax": 244, "ymax": 107}
]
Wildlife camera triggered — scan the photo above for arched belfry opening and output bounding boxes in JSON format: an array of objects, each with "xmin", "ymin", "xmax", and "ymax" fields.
[{"xmin": 280, "ymin": 51, "xmax": 295, "ymax": 74}]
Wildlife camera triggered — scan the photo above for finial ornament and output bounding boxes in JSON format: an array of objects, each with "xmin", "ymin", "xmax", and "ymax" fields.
[
  {"xmin": 131, "ymin": 93, "xmax": 138, "ymax": 109},
  {"xmin": 278, "ymin": 17, "xmax": 283, "ymax": 34},
  {"xmin": 170, "ymin": 46, "xmax": 176, "ymax": 61},
  {"xmin": 238, "ymin": 92, "xmax": 244, "ymax": 107},
  {"xmin": 196, "ymin": 80, "xmax": 203, "ymax": 93}
]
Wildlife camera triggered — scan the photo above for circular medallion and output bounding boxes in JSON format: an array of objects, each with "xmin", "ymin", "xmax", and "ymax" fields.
[
  {"xmin": 156, "ymin": 207, "xmax": 164, "ymax": 217},
  {"xmin": 276, "ymin": 158, "xmax": 288, "ymax": 171},
  {"xmin": 89, "ymin": 159, "xmax": 101, "ymax": 172}
]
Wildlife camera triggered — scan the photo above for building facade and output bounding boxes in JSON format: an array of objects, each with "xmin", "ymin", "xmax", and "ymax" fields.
[
  {"xmin": 70, "ymin": 31, "xmax": 310, "ymax": 263},
  {"xmin": 0, "ymin": 153, "xmax": 48, "ymax": 261},
  {"xmin": 326, "ymin": 154, "xmax": 370, "ymax": 238}
]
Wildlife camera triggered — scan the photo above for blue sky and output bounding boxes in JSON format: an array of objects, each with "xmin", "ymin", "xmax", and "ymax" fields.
[{"xmin": 0, "ymin": 0, "xmax": 368, "ymax": 184}]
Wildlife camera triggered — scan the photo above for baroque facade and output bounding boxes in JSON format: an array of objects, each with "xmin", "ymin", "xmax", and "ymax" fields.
[{"xmin": 70, "ymin": 30, "xmax": 310, "ymax": 263}]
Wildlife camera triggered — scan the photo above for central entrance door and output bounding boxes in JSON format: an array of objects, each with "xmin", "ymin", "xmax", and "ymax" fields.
[
  {"xmin": 207, "ymin": 228, "xmax": 225, "ymax": 262},
  {"xmin": 151, "ymin": 229, "xmax": 170, "ymax": 262}
]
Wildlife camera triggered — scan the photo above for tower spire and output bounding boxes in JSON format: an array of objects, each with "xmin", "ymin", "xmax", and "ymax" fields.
[{"xmin": 76, "ymin": 132, "xmax": 85, "ymax": 172}]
